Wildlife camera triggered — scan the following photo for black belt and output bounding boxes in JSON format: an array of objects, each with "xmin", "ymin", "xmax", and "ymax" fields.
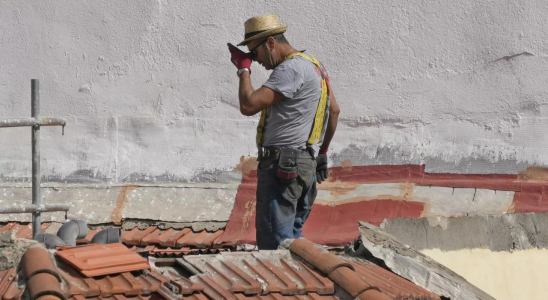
[
  {"xmin": 258, "ymin": 146, "xmax": 312, "ymax": 161},
  {"xmin": 258, "ymin": 146, "xmax": 281, "ymax": 161}
]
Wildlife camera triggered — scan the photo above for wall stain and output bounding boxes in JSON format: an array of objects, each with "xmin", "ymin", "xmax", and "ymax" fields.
[
  {"xmin": 341, "ymin": 159, "xmax": 354, "ymax": 172},
  {"xmin": 242, "ymin": 199, "xmax": 256, "ymax": 231},
  {"xmin": 111, "ymin": 184, "xmax": 139, "ymax": 225},
  {"xmin": 518, "ymin": 167, "xmax": 548, "ymax": 182},
  {"xmin": 235, "ymin": 156, "xmax": 258, "ymax": 176}
]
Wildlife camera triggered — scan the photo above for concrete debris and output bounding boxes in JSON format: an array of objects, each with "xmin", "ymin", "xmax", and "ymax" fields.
[
  {"xmin": 380, "ymin": 212, "xmax": 548, "ymax": 252},
  {"xmin": 354, "ymin": 221, "xmax": 495, "ymax": 300},
  {"xmin": 236, "ymin": 243, "xmax": 258, "ymax": 252},
  {"xmin": 0, "ymin": 231, "xmax": 40, "ymax": 270},
  {"xmin": 43, "ymin": 222, "xmax": 64, "ymax": 235},
  {"xmin": 121, "ymin": 220, "xmax": 227, "ymax": 232}
]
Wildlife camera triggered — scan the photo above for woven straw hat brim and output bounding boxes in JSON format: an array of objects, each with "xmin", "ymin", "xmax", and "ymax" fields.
[{"xmin": 237, "ymin": 25, "xmax": 288, "ymax": 46}]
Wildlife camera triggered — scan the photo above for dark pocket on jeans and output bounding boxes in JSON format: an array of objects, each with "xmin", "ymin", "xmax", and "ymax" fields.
[
  {"xmin": 282, "ymin": 178, "xmax": 303, "ymax": 202},
  {"xmin": 258, "ymin": 159, "xmax": 274, "ymax": 173}
]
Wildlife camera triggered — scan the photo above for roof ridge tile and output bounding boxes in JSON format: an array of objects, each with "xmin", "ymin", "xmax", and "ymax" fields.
[{"xmin": 290, "ymin": 238, "xmax": 392, "ymax": 300}]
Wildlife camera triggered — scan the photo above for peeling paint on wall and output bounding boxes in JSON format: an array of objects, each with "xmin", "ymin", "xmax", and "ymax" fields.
[{"xmin": 1, "ymin": 1, "xmax": 548, "ymax": 183}]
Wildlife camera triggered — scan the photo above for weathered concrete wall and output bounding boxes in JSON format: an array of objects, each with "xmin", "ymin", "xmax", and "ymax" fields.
[
  {"xmin": 381, "ymin": 212, "xmax": 548, "ymax": 251},
  {"xmin": 379, "ymin": 213, "xmax": 548, "ymax": 299},
  {"xmin": 1, "ymin": 0, "xmax": 548, "ymax": 184}
]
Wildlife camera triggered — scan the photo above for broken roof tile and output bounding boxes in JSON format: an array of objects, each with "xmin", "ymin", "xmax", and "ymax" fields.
[
  {"xmin": 49, "ymin": 243, "xmax": 208, "ymax": 300},
  {"xmin": 55, "ymin": 243, "xmax": 150, "ymax": 277},
  {"xmin": 148, "ymin": 246, "xmax": 229, "ymax": 257},
  {"xmin": 185, "ymin": 252, "xmax": 334, "ymax": 297}
]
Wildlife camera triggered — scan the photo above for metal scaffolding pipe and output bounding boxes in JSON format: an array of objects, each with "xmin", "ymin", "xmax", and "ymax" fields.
[
  {"xmin": 0, "ymin": 204, "xmax": 71, "ymax": 214},
  {"xmin": 0, "ymin": 117, "xmax": 66, "ymax": 128},
  {"xmin": 0, "ymin": 80, "xmax": 68, "ymax": 238},
  {"xmin": 32, "ymin": 79, "xmax": 41, "ymax": 238},
  {"xmin": 0, "ymin": 118, "xmax": 37, "ymax": 127}
]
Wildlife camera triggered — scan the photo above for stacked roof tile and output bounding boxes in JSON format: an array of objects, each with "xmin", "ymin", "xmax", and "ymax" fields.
[
  {"xmin": 122, "ymin": 227, "xmax": 225, "ymax": 248},
  {"xmin": 0, "ymin": 222, "xmax": 230, "ymax": 257},
  {"xmin": 0, "ymin": 222, "xmax": 51, "ymax": 239}
]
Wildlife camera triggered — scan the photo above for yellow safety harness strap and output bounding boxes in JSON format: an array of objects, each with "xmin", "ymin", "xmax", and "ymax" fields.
[
  {"xmin": 256, "ymin": 52, "xmax": 329, "ymax": 146},
  {"xmin": 256, "ymin": 108, "xmax": 267, "ymax": 144}
]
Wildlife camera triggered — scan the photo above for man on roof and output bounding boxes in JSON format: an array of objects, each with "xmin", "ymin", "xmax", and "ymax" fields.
[{"xmin": 228, "ymin": 15, "xmax": 340, "ymax": 250}]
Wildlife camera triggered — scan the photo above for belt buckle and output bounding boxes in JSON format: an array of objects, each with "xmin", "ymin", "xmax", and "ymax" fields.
[
  {"xmin": 257, "ymin": 147, "xmax": 264, "ymax": 161},
  {"xmin": 257, "ymin": 146, "xmax": 271, "ymax": 161},
  {"xmin": 273, "ymin": 147, "xmax": 281, "ymax": 160}
]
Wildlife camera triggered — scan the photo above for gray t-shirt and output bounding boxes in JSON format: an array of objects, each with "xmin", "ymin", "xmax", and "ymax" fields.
[{"xmin": 262, "ymin": 51, "xmax": 329, "ymax": 157}]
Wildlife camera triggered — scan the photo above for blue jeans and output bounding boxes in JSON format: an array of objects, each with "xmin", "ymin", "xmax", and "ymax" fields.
[{"xmin": 255, "ymin": 152, "xmax": 317, "ymax": 250}]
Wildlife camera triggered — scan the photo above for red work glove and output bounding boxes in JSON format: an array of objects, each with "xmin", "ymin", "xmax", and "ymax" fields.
[{"xmin": 227, "ymin": 43, "xmax": 252, "ymax": 71}]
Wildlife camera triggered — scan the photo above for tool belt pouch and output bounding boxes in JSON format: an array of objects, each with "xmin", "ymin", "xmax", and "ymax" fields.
[{"xmin": 277, "ymin": 148, "xmax": 299, "ymax": 183}]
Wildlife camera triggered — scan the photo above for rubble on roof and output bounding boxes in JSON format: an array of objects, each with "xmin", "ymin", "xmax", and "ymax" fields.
[
  {"xmin": 0, "ymin": 222, "xmax": 233, "ymax": 258},
  {"xmin": 0, "ymin": 230, "xmax": 40, "ymax": 270},
  {"xmin": 353, "ymin": 221, "xmax": 495, "ymax": 300},
  {"xmin": 0, "ymin": 233, "xmax": 446, "ymax": 300}
]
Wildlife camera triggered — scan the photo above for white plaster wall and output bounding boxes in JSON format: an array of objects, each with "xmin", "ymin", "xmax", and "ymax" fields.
[{"xmin": 1, "ymin": 0, "xmax": 548, "ymax": 183}]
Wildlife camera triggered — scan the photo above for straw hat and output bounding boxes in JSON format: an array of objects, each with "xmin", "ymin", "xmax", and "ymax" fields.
[{"xmin": 237, "ymin": 15, "xmax": 288, "ymax": 46}]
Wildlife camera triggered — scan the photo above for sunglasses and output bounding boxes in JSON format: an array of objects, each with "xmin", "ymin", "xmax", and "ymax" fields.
[{"xmin": 249, "ymin": 39, "xmax": 267, "ymax": 57}]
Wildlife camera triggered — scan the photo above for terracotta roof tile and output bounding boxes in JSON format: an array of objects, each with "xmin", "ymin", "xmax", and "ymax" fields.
[
  {"xmin": 21, "ymin": 247, "xmax": 63, "ymax": 282},
  {"xmin": 290, "ymin": 238, "xmax": 441, "ymax": 300},
  {"xmin": 184, "ymin": 252, "xmax": 335, "ymax": 297},
  {"xmin": 0, "ymin": 223, "xmax": 229, "ymax": 256},
  {"xmin": 9, "ymin": 239, "xmax": 441, "ymax": 300},
  {"xmin": 55, "ymin": 243, "xmax": 150, "ymax": 277},
  {"xmin": 193, "ymin": 274, "xmax": 237, "ymax": 299},
  {"xmin": 3, "ymin": 276, "xmax": 24, "ymax": 300},
  {"xmin": 0, "ymin": 222, "xmax": 51, "ymax": 239},
  {"xmin": 67, "ymin": 292, "xmax": 210, "ymax": 300},
  {"xmin": 20, "ymin": 246, "xmax": 64, "ymax": 300},
  {"xmin": 233, "ymin": 294, "xmax": 339, "ymax": 300},
  {"xmin": 27, "ymin": 272, "xmax": 64, "ymax": 300},
  {"xmin": 347, "ymin": 260, "xmax": 440, "ymax": 300},
  {"xmin": 50, "ymin": 247, "xmax": 207, "ymax": 300},
  {"xmin": 0, "ymin": 269, "xmax": 17, "ymax": 296},
  {"xmin": 122, "ymin": 227, "xmax": 225, "ymax": 249},
  {"xmin": 76, "ymin": 227, "xmax": 102, "ymax": 244}
]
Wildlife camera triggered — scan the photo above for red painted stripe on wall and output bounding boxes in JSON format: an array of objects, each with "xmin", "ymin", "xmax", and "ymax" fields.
[
  {"xmin": 510, "ymin": 183, "xmax": 548, "ymax": 213},
  {"xmin": 217, "ymin": 181, "xmax": 425, "ymax": 246},
  {"xmin": 329, "ymin": 164, "xmax": 521, "ymax": 190},
  {"xmin": 218, "ymin": 164, "xmax": 548, "ymax": 246},
  {"xmin": 302, "ymin": 200, "xmax": 424, "ymax": 245}
]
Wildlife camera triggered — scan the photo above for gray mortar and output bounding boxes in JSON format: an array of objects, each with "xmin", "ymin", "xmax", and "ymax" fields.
[
  {"xmin": 121, "ymin": 219, "xmax": 227, "ymax": 232},
  {"xmin": 43, "ymin": 222, "xmax": 64, "ymax": 235},
  {"xmin": 0, "ymin": 232, "xmax": 40, "ymax": 270},
  {"xmin": 380, "ymin": 212, "xmax": 548, "ymax": 252},
  {"xmin": 330, "ymin": 144, "xmax": 533, "ymax": 174}
]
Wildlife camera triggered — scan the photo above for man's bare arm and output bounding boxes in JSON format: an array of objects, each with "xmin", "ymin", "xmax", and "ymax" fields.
[
  {"xmin": 320, "ymin": 87, "xmax": 340, "ymax": 151},
  {"xmin": 238, "ymin": 72, "xmax": 284, "ymax": 116}
]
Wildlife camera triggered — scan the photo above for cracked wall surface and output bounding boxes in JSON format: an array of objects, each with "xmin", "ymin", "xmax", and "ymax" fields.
[{"xmin": 2, "ymin": 0, "xmax": 548, "ymax": 184}]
